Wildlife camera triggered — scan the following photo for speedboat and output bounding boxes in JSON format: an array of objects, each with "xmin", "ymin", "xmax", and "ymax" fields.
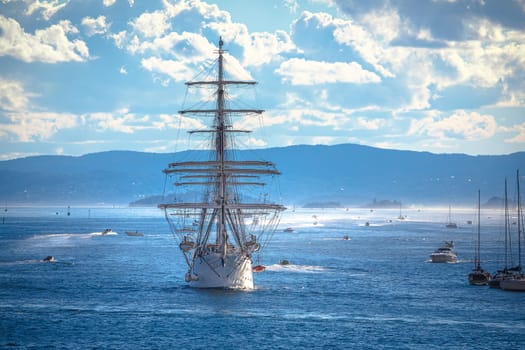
[
  {"xmin": 125, "ymin": 231, "xmax": 144, "ymax": 237},
  {"xmin": 430, "ymin": 241, "xmax": 458, "ymax": 263},
  {"xmin": 253, "ymin": 265, "xmax": 266, "ymax": 272}
]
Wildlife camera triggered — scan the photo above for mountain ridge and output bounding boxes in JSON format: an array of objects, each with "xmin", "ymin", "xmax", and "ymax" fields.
[{"xmin": 1, "ymin": 143, "xmax": 524, "ymax": 207}]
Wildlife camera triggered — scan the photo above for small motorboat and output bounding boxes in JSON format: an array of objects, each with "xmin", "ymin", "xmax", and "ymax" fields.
[
  {"xmin": 430, "ymin": 241, "xmax": 458, "ymax": 263},
  {"xmin": 283, "ymin": 227, "xmax": 294, "ymax": 233},
  {"xmin": 253, "ymin": 265, "xmax": 266, "ymax": 272},
  {"xmin": 42, "ymin": 255, "xmax": 55, "ymax": 262},
  {"xmin": 101, "ymin": 228, "xmax": 112, "ymax": 235},
  {"xmin": 279, "ymin": 259, "xmax": 290, "ymax": 265},
  {"xmin": 126, "ymin": 231, "xmax": 144, "ymax": 237}
]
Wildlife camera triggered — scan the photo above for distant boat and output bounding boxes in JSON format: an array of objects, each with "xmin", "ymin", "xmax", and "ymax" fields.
[
  {"xmin": 279, "ymin": 259, "xmax": 290, "ymax": 265},
  {"xmin": 42, "ymin": 255, "xmax": 55, "ymax": 262},
  {"xmin": 126, "ymin": 231, "xmax": 144, "ymax": 237},
  {"xmin": 252, "ymin": 265, "xmax": 266, "ymax": 272},
  {"xmin": 446, "ymin": 205, "xmax": 457, "ymax": 228},
  {"xmin": 430, "ymin": 241, "xmax": 458, "ymax": 263},
  {"xmin": 398, "ymin": 203, "xmax": 405, "ymax": 220},
  {"xmin": 284, "ymin": 227, "xmax": 294, "ymax": 233},
  {"xmin": 468, "ymin": 190, "xmax": 490, "ymax": 285},
  {"xmin": 101, "ymin": 228, "xmax": 112, "ymax": 235},
  {"xmin": 500, "ymin": 170, "xmax": 525, "ymax": 292}
]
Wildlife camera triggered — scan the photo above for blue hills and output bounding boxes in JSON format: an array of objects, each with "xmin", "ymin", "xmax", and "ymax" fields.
[{"xmin": 0, "ymin": 143, "xmax": 524, "ymax": 207}]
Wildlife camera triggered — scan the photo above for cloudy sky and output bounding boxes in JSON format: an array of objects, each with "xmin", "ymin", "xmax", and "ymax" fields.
[{"xmin": 1, "ymin": 0, "xmax": 524, "ymax": 160}]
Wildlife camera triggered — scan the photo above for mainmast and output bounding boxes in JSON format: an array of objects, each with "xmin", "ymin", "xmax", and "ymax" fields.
[{"xmin": 216, "ymin": 37, "xmax": 227, "ymax": 252}]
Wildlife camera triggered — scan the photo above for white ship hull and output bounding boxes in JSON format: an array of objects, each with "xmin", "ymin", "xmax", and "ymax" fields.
[
  {"xmin": 188, "ymin": 252, "xmax": 254, "ymax": 289},
  {"xmin": 430, "ymin": 253, "xmax": 457, "ymax": 263},
  {"xmin": 500, "ymin": 276, "xmax": 525, "ymax": 291}
]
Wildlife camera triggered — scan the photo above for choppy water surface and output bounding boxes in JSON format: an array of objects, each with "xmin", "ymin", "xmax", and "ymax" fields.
[{"xmin": 1, "ymin": 206, "xmax": 524, "ymax": 349}]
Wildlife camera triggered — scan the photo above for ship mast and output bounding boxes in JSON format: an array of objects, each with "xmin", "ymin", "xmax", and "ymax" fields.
[{"xmin": 216, "ymin": 37, "xmax": 227, "ymax": 253}]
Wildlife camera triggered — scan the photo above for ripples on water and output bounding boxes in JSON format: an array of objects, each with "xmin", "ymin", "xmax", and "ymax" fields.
[{"xmin": 1, "ymin": 207, "xmax": 525, "ymax": 349}]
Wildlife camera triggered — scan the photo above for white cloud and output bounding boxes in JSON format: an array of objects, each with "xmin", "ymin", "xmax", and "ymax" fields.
[
  {"xmin": 87, "ymin": 110, "xmax": 153, "ymax": 134},
  {"xmin": 275, "ymin": 58, "xmax": 381, "ymax": 85},
  {"xmin": 356, "ymin": 117, "xmax": 383, "ymax": 130},
  {"xmin": 141, "ymin": 56, "xmax": 195, "ymax": 82},
  {"xmin": 131, "ymin": 10, "xmax": 170, "ymax": 38},
  {"xmin": 408, "ymin": 110, "xmax": 498, "ymax": 140},
  {"xmin": 81, "ymin": 15, "xmax": 110, "ymax": 37},
  {"xmin": 284, "ymin": 0, "xmax": 299, "ymax": 13},
  {"xmin": 110, "ymin": 30, "xmax": 127, "ymax": 49},
  {"xmin": 332, "ymin": 15, "xmax": 396, "ymax": 78},
  {"xmin": 127, "ymin": 30, "xmax": 214, "ymax": 60},
  {"xmin": 504, "ymin": 122, "xmax": 525, "ymax": 144},
  {"xmin": 360, "ymin": 7, "xmax": 401, "ymax": 43},
  {"xmin": 25, "ymin": 0, "xmax": 69, "ymax": 20},
  {"xmin": 120, "ymin": 0, "xmax": 296, "ymax": 72},
  {"xmin": 242, "ymin": 137, "xmax": 267, "ymax": 148},
  {"xmin": 103, "ymin": 0, "xmax": 116, "ymax": 6},
  {"xmin": 0, "ymin": 111, "xmax": 77, "ymax": 142},
  {"xmin": 243, "ymin": 31, "xmax": 296, "ymax": 67},
  {"xmin": 0, "ymin": 79, "xmax": 32, "ymax": 111},
  {"xmin": 0, "ymin": 15, "xmax": 89, "ymax": 63},
  {"xmin": 206, "ymin": 22, "xmax": 296, "ymax": 67}
]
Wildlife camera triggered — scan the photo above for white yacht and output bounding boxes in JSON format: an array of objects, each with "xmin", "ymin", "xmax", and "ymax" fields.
[{"xmin": 430, "ymin": 241, "xmax": 458, "ymax": 263}]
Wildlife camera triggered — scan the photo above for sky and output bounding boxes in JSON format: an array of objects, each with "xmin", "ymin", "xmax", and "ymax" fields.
[{"xmin": 0, "ymin": 0, "xmax": 525, "ymax": 160}]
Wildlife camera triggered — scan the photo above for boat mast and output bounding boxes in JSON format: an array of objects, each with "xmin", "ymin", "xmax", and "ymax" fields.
[
  {"xmin": 476, "ymin": 189, "xmax": 481, "ymax": 270},
  {"xmin": 517, "ymin": 169, "xmax": 522, "ymax": 271},
  {"xmin": 504, "ymin": 178, "xmax": 509, "ymax": 271}
]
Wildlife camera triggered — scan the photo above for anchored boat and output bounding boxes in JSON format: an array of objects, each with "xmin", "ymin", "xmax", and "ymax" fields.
[
  {"xmin": 468, "ymin": 190, "xmax": 490, "ymax": 285},
  {"xmin": 158, "ymin": 38, "xmax": 285, "ymax": 289}
]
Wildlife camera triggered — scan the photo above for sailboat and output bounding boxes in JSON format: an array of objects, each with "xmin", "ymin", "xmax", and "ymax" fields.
[
  {"xmin": 158, "ymin": 38, "xmax": 285, "ymax": 289},
  {"xmin": 446, "ymin": 205, "xmax": 457, "ymax": 228},
  {"xmin": 489, "ymin": 177, "xmax": 517, "ymax": 288},
  {"xmin": 468, "ymin": 190, "xmax": 490, "ymax": 285},
  {"xmin": 500, "ymin": 170, "xmax": 525, "ymax": 291},
  {"xmin": 398, "ymin": 203, "xmax": 405, "ymax": 220}
]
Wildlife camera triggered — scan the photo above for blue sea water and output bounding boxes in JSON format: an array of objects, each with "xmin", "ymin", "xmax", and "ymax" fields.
[{"xmin": 1, "ymin": 206, "xmax": 524, "ymax": 349}]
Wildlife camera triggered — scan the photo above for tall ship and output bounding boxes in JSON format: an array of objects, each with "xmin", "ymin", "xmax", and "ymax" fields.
[{"xmin": 158, "ymin": 38, "xmax": 285, "ymax": 289}]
